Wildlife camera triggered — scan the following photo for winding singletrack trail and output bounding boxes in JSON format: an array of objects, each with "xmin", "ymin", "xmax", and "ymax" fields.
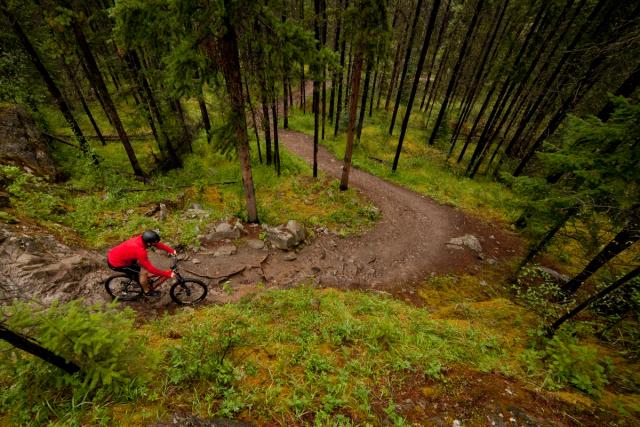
[{"xmin": 258, "ymin": 128, "xmax": 523, "ymax": 292}]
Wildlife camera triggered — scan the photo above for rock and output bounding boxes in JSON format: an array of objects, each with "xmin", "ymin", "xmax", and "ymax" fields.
[
  {"xmin": 159, "ymin": 203, "xmax": 168, "ymax": 222},
  {"xmin": 234, "ymin": 221, "xmax": 245, "ymax": 233},
  {"xmin": 448, "ymin": 234, "xmax": 483, "ymax": 258},
  {"xmin": 214, "ymin": 245, "xmax": 237, "ymax": 257},
  {"xmin": 0, "ymin": 104, "xmax": 57, "ymax": 179},
  {"xmin": 16, "ymin": 253, "xmax": 46, "ymax": 266},
  {"xmin": 487, "ymin": 258, "xmax": 497, "ymax": 265},
  {"xmin": 286, "ymin": 220, "xmax": 306, "ymax": 242},
  {"xmin": 204, "ymin": 222, "xmax": 241, "ymax": 241},
  {"xmin": 191, "ymin": 203, "xmax": 204, "ymax": 211},
  {"xmin": 283, "ymin": 253, "xmax": 297, "ymax": 261},
  {"xmin": 452, "ymin": 420, "xmax": 462, "ymax": 427},
  {"xmin": 539, "ymin": 266, "xmax": 570, "ymax": 283},
  {"xmin": 191, "ymin": 258, "xmax": 200, "ymax": 264},
  {"xmin": 246, "ymin": 239, "xmax": 265, "ymax": 250},
  {"xmin": 266, "ymin": 227, "xmax": 296, "ymax": 250}
]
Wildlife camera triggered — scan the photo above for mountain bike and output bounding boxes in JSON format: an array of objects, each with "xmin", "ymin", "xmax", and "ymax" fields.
[{"xmin": 105, "ymin": 258, "xmax": 208, "ymax": 305}]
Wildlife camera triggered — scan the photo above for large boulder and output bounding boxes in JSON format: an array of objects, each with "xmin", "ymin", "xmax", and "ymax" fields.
[
  {"xmin": 447, "ymin": 234, "xmax": 484, "ymax": 259},
  {"xmin": 265, "ymin": 220, "xmax": 306, "ymax": 251},
  {"xmin": 203, "ymin": 221, "xmax": 241, "ymax": 242},
  {"xmin": 0, "ymin": 226, "xmax": 107, "ymax": 306},
  {"xmin": 0, "ymin": 104, "xmax": 57, "ymax": 179}
]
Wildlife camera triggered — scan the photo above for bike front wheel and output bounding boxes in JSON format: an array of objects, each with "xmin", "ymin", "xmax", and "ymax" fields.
[
  {"xmin": 170, "ymin": 279, "xmax": 208, "ymax": 305},
  {"xmin": 105, "ymin": 274, "xmax": 143, "ymax": 301}
]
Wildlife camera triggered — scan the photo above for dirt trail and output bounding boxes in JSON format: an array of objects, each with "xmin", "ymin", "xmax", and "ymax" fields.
[{"xmin": 248, "ymin": 129, "xmax": 522, "ymax": 293}]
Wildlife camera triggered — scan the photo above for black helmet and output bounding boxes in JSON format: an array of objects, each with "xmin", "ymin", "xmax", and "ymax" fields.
[{"xmin": 142, "ymin": 230, "xmax": 161, "ymax": 245}]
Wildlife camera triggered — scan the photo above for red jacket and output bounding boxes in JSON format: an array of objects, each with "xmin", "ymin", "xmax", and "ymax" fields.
[{"xmin": 107, "ymin": 235, "xmax": 175, "ymax": 278}]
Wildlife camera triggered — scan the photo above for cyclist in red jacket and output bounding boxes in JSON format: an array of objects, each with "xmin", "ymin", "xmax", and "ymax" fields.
[{"xmin": 107, "ymin": 230, "xmax": 176, "ymax": 297}]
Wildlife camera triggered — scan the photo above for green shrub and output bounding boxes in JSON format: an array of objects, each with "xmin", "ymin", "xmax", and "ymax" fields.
[
  {"xmin": 0, "ymin": 301, "xmax": 150, "ymax": 425},
  {"xmin": 522, "ymin": 332, "xmax": 610, "ymax": 396}
]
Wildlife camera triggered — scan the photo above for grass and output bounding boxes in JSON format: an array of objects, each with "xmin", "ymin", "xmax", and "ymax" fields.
[
  {"xmin": 2, "ymin": 98, "xmax": 379, "ymax": 248},
  {"xmin": 2, "ymin": 285, "xmax": 637, "ymax": 425},
  {"xmin": 287, "ymin": 106, "xmax": 524, "ymax": 225}
]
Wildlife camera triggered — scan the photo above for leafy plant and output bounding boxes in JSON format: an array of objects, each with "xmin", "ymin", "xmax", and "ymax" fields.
[
  {"xmin": 0, "ymin": 300, "xmax": 149, "ymax": 425},
  {"xmin": 522, "ymin": 332, "xmax": 610, "ymax": 396}
]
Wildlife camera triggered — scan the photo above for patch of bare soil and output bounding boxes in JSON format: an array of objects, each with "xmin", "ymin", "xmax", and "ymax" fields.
[
  {"xmin": 129, "ymin": 127, "xmax": 524, "ymax": 318},
  {"xmin": 372, "ymin": 367, "xmax": 624, "ymax": 426},
  {"xmin": 248, "ymin": 129, "xmax": 522, "ymax": 292}
]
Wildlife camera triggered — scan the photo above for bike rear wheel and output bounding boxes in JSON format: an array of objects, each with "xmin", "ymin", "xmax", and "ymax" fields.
[
  {"xmin": 105, "ymin": 274, "xmax": 143, "ymax": 301},
  {"xmin": 170, "ymin": 279, "xmax": 208, "ymax": 305}
]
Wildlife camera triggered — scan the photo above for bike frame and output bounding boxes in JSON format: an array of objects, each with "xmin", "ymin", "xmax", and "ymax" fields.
[{"xmin": 148, "ymin": 258, "xmax": 183, "ymax": 289}]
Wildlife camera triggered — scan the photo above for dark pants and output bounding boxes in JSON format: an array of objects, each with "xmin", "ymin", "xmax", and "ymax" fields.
[{"xmin": 108, "ymin": 260, "xmax": 140, "ymax": 282}]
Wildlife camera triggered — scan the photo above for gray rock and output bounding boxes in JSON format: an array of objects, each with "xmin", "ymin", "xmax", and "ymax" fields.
[
  {"xmin": 0, "ymin": 104, "xmax": 57, "ymax": 179},
  {"xmin": 191, "ymin": 258, "xmax": 200, "ymax": 264},
  {"xmin": 286, "ymin": 220, "xmax": 306, "ymax": 243},
  {"xmin": 539, "ymin": 266, "xmax": 570, "ymax": 283},
  {"xmin": 283, "ymin": 253, "xmax": 297, "ymax": 261},
  {"xmin": 265, "ymin": 226, "xmax": 297, "ymax": 250},
  {"xmin": 246, "ymin": 239, "xmax": 265, "ymax": 250},
  {"xmin": 448, "ymin": 234, "xmax": 483, "ymax": 258},
  {"xmin": 214, "ymin": 245, "xmax": 237, "ymax": 257},
  {"xmin": 159, "ymin": 203, "xmax": 168, "ymax": 222},
  {"xmin": 204, "ymin": 222, "xmax": 240, "ymax": 241}
]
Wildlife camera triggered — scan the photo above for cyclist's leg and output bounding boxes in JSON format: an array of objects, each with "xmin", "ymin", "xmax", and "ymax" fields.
[
  {"xmin": 139, "ymin": 267, "xmax": 150, "ymax": 291},
  {"xmin": 108, "ymin": 261, "xmax": 141, "ymax": 283}
]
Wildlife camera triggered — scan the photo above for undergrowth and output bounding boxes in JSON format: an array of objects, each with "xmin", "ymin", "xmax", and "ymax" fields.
[
  {"xmin": 287, "ymin": 107, "xmax": 523, "ymax": 225},
  {"xmin": 1, "ymin": 130, "xmax": 378, "ymax": 248},
  {"xmin": 2, "ymin": 287, "xmax": 636, "ymax": 425}
]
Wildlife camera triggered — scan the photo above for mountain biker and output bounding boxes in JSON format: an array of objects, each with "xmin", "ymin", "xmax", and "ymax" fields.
[{"xmin": 107, "ymin": 230, "xmax": 176, "ymax": 297}]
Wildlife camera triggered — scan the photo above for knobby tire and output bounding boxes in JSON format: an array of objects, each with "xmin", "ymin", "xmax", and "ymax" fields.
[
  {"xmin": 169, "ymin": 279, "xmax": 208, "ymax": 305},
  {"xmin": 105, "ymin": 274, "xmax": 143, "ymax": 301}
]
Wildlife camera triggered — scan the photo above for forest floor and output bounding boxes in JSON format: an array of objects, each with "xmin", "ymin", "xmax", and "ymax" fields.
[{"xmin": 134, "ymin": 127, "xmax": 524, "ymax": 314}]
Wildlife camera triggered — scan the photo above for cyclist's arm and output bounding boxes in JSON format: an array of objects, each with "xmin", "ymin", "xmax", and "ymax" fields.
[
  {"xmin": 153, "ymin": 242, "xmax": 177, "ymax": 255},
  {"xmin": 137, "ymin": 253, "xmax": 173, "ymax": 278}
]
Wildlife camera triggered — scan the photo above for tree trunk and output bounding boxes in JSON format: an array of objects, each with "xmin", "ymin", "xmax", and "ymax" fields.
[
  {"xmin": 420, "ymin": 0, "xmax": 451, "ymax": 111},
  {"xmin": 548, "ymin": 266, "xmax": 640, "ymax": 337},
  {"xmin": 424, "ymin": 44, "xmax": 450, "ymax": 124},
  {"xmin": 271, "ymin": 102, "xmax": 281, "ymax": 176},
  {"xmin": 215, "ymin": 1, "xmax": 259, "ymax": 223},
  {"xmin": 369, "ymin": 59, "xmax": 378, "ymax": 117},
  {"xmin": 340, "ymin": 45, "xmax": 364, "ymax": 191},
  {"xmin": 333, "ymin": 0, "xmax": 349, "ymax": 136},
  {"xmin": 388, "ymin": 0, "xmax": 424, "ymax": 136},
  {"xmin": 427, "ymin": 0, "xmax": 485, "ymax": 145},
  {"xmin": 313, "ymin": 0, "xmax": 322, "ymax": 177},
  {"xmin": 393, "ymin": 0, "xmax": 442, "ymax": 171},
  {"xmin": 502, "ymin": 0, "xmax": 608, "ymax": 165},
  {"xmin": 5, "ymin": 8, "xmax": 95, "ymax": 162},
  {"xmin": 328, "ymin": 0, "xmax": 343, "ymax": 123},
  {"xmin": 198, "ymin": 92, "xmax": 212, "ymax": 142},
  {"xmin": 516, "ymin": 205, "xmax": 579, "ymax": 273},
  {"xmin": 70, "ymin": 17, "xmax": 144, "ymax": 176},
  {"xmin": 243, "ymin": 76, "xmax": 262, "ymax": 163},
  {"xmin": 63, "ymin": 59, "xmax": 106, "ymax": 147},
  {"xmin": 449, "ymin": 0, "xmax": 508, "ymax": 152},
  {"xmin": 562, "ymin": 217, "xmax": 640, "ymax": 295},
  {"xmin": 356, "ymin": 58, "xmax": 373, "ymax": 142},
  {"xmin": 0, "ymin": 324, "xmax": 80, "ymax": 375},
  {"xmin": 597, "ymin": 64, "xmax": 640, "ymax": 121},
  {"xmin": 321, "ymin": 0, "xmax": 328, "ymax": 140},
  {"xmin": 463, "ymin": 1, "xmax": 549, "ymax": 171},
  {"xmin": 127, "ymin": 50, "xmax": 180, "ymax": 168},
  {"xmin": 385, "ymin": 16, "xmax": 411, "ymax": 111}
]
